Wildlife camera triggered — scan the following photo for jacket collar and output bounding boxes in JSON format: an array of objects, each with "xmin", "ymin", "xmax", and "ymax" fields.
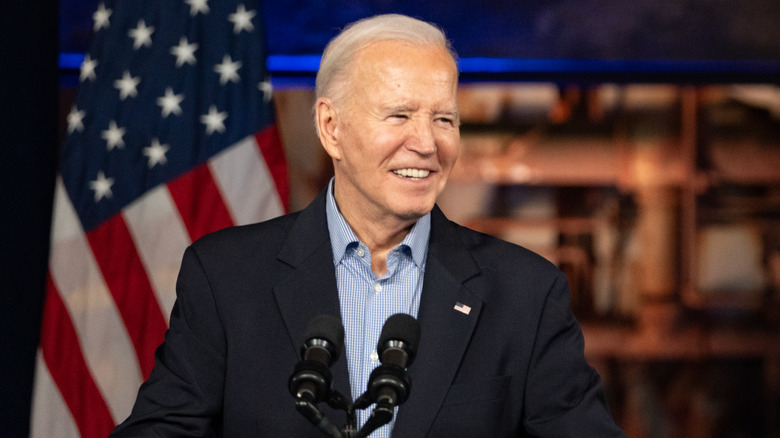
[{"xmin": 272, "ymin": 190, "xmax": 353, "ymax": 410}]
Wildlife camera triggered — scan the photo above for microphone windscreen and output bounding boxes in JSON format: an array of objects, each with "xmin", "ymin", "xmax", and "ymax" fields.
[
  {"xmin": 304, "ymin": 314, "xmax": 345, "ymax": 356},
  {"xmin": 377, "ymin": 313, "xmax": 421, "ymax": 353}
]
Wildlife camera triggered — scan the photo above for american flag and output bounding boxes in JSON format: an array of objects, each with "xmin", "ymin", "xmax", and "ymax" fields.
[{"xmin": 30, "ymin": 0, "xmax": 287, "ymax": 436}]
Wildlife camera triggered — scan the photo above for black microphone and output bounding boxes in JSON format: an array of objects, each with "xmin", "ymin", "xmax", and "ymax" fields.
[
  {"xmin": 289, "ymin": 314, "xmax": 345, "ymax": 404},
  {"xmin": 355, "ymin": 313, "xmax": 420, "ymax": 410},
  {"xmin": 377, "ymin": 313, "xmax": 420, "ymax": 371}
]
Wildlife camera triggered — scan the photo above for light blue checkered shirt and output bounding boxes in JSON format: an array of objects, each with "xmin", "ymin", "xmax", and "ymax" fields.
[{"xmin": 325, "ymin": 179, "xmax": 428, "ymax": 437}]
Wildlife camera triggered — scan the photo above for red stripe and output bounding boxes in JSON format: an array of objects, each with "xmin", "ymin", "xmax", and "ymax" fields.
[
  {"xmin": 87, "ymin": 214, "xmax": 167, "ymax": 379},
  {"xmin": 168, "ymin": 164, "xmax": 235, "ymax": 241},
  {"xmin": 40, "ymin": 275, "xmax": 116, "ymax": 438},
  {"xmin": 255, "ymin": 124, "xmax": 290, "ymax": 213}
]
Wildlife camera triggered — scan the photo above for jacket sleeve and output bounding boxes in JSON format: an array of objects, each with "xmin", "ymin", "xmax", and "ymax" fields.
[
  {"xmin": 110, "ymin": 246, "xmax": 226, "ymax": 437},
  {"xmin": 522, "ymin": 272, "xmax": 626, "ymax": 437}
]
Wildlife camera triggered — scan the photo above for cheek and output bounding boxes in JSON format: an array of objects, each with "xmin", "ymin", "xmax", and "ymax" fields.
[
  {"xmin": 338, "ymin": 131, "xmax": 376, "ymax": 170},
  {"xmin": 437, "ymin": 134, "xmax": 460, "ymax": 169},
  {"xmin": 365, "ymin": 130, "xmax": 407, "ymax": 164}
]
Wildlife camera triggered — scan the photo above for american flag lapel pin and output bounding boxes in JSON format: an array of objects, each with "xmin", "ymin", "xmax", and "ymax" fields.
[{"xmin": 453, "ymin": 302, "xmax": 471, "ymax": 315}]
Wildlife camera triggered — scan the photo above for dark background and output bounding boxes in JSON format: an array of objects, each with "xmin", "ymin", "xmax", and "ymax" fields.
[
  {"xmin": 61, "ymin": 0, "xmax": 780, "ymax": 61},
  {"xmin": 1, "ymin": 1, "xmax": 58, "ymax": 437},
  {"xmin": 3, "ymin": 0, "xmax": 780, "ymax": 436}
]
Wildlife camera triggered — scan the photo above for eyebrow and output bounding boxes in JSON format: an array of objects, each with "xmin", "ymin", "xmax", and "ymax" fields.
[
  {"xmin": 383, "ymin": 104, "xmax": 416, "ymax": 114},
  {"xmin": 382, "ymin": 105, "xmax": 459, "ymax": 119}
]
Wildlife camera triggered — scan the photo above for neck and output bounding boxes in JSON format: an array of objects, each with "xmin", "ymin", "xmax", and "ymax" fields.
[{"xmin": 333, "ymin": 190, "xmax": 417, "ymax": 277}]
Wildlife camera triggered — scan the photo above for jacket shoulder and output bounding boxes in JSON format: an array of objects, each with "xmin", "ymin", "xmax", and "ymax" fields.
[
  {"xmin": 449, "ymin": 218, "xmax": 561, "ymax": 277},
  {"xmin": 188, "ymin": 211, "xmax": 300, "ymax": 260}
]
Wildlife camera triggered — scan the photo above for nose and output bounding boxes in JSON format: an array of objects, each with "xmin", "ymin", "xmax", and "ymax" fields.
[{"xmin": 406, "ymin": 118, "xmax": 436, "ymax": 156}]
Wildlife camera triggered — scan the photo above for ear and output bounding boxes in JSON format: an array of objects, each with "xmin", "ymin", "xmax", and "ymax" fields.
[{"xmin": 315, "ymin": 97, "xmax": 342, "ymax": 160}]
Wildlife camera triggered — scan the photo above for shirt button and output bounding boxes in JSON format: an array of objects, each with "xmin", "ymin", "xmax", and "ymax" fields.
[
  {"xmin": 370, "ymin": 351, "xmax": 379, "ymax": 362},
  {"xmin": 357, "ymin": 248, "xmax": 365, "ymax": 257},
  {"xmin": 374, "ymin": 283, "xmax": 381, "ymax": 293}
]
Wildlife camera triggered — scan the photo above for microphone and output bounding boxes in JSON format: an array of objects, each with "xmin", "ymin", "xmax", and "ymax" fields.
[
  {"xmin": 355, "ymin": 313, "xmax": 420, "ymax": 410},
  {"xmin": 377, "ymin": 313, "xmax": 420, "ymax": 371},
  {"xmin": 289, "ymin": 314, "xmax": 345, "ymax": 404}
]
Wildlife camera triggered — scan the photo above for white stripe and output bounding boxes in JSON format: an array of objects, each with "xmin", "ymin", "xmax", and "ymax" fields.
[
  {"xmin": 30, "ymin": 350, "xmax": 80, "ymax": 438},
  {"xmin": 209, "ymin": 134, "xmax": 285, "ymax": 225},
  {"xmin": 123, "ymin": 185, "xmax": 191, "ymax": 323},
  {"xmin": 48, "ymin": 178, "xmax": 143, "ymax": 423}
]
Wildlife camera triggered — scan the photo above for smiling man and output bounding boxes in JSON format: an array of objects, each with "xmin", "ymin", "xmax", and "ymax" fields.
[
  {"xmin": 316, "ymin": 34, "xmax": 460, "ymax": 276},
  {"xmin": 111, "ymin": 14, "xmax": 625, "ymax": 437}
]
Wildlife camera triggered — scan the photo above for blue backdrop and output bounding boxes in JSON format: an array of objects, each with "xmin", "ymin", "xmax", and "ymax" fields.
[
  {"xmin": 62, "ymin": 0, "xmax": 780, "ymax": 60},
  {"xmin": 60, "ymin": 0, "xmax": 780, "ymax": 81}
]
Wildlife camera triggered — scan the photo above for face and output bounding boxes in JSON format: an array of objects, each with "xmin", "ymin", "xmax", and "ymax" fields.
[{"xmin": 317, "ymin": 40, "xmax": 460, "ymax": 228}]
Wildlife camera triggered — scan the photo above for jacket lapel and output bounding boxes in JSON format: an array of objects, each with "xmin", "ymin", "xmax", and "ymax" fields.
[
  {"xmin": 271, "ymin": 191, "xmax": 353, "ymax": 405},
  {"xmin": 393, "ymin": 206, "xmax": 484, "ymax": 437}
]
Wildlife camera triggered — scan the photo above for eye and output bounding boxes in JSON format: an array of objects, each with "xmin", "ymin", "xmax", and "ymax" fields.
[
  {"xmin": 386, "ymin": 114, "xmax": 409, "ymax": 124},
  {"xmin": 435, "ymin": 116, "xmax": 456, "ymax": 127}
]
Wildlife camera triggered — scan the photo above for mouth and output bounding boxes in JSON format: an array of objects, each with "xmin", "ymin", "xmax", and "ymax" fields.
[{"xmin": 392, "ymin": 168, "xmax": 431, "ymax": 181}]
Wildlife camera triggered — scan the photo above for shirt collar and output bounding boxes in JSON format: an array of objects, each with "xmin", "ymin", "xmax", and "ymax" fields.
[{"xmin": 325, "ymin": 177, "xmax": 430, "ymax": 269}]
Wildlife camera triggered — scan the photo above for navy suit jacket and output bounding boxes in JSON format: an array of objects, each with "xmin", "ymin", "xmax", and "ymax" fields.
[{"xmin": 111, "ymin": 190, "xmax": 625, "ymax": 437}]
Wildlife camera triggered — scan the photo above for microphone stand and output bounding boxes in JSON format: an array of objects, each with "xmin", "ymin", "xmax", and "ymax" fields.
[
  {"xmin": 353, "ymin": 400, "xmax": 393, "ymax": 438},
  {"xmin": 294, "ymin": 388, "xmax": 395, "ymax": 438},
  {"xmin": 295, "ymin": 396, "xmax": 343, "ymax": 438}
]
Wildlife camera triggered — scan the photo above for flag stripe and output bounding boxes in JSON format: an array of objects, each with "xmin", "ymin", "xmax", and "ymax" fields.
[
  {"xmin": 209, "ymin": 132, "xmax": 285, "ymax": 225},
  {"xmin": 122, "ymin": 184, "xmax": 191, "ymax": 322},
  {"xmin": 86, "ymin": 214, "xmax": 167, "ymax": 378},
  {"xmin": 48, "ymin": 179, "xmax": 142, "ymax": 422},
  {"xmin": 35, "ymin": 1, "xmax": 288, "ymax": 434},
  {"xmin": 168, "ymin": 163, "xmax": 235, "ymax": 241},
  {"xmin": 30, "ymin": 350, "xmax": 81, "ymax": 438},
  {"xmin": 255, "ymin": 124, "xmax": 290, "ymax": 213},
  {"xmin": 39, "ymin": 276, "xmax": 116, "ymax": 438}
]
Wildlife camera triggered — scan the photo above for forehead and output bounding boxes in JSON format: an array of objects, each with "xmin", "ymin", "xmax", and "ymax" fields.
[{"xmin": 347, "ymin": 40, "xmax": 458, "ymax": 96}]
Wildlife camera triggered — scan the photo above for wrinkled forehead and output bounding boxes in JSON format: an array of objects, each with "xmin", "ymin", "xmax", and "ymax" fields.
[{"xmin": 349, "ymin": 40, "xmax": 458, "ymax": 86}]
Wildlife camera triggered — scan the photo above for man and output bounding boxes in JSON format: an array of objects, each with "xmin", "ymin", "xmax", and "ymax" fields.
[{"xmin": 111, "ymin": 14, "xmax": 625, "ymax": 437}]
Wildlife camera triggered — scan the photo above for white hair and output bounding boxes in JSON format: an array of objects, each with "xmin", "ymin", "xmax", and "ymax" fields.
[{"xmin": 314, "ymin": 14, "xmax": 457, "ymax": 112}]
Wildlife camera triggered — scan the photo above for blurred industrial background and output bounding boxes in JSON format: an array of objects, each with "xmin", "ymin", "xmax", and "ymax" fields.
[{"xmin": 274, "ymin": 80, "xmax": 780, "ymax": 438}]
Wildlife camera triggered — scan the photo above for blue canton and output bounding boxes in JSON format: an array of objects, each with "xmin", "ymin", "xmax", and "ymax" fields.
[
  {"xmin": 325, "ymin": 178, "xmax": 428, "ymax": 438},
  {"xmin": 63, "ymin": 0, "xmax": 273, "ymax": 232}
]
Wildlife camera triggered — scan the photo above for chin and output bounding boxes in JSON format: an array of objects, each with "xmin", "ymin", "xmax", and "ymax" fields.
[{"xmin": 394, "ymin": 202, "xmax": 435, "ymax": 221}]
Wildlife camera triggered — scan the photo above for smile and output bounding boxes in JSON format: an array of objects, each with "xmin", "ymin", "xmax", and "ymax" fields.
[{"xmin": 393, "ymin": 168, "xmax": 430, "ymax": 180}]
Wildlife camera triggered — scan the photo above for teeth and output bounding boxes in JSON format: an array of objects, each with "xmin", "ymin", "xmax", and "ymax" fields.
[{"xmin": 393, "ymin": 168, "xmax": 430, "ymax": 180}]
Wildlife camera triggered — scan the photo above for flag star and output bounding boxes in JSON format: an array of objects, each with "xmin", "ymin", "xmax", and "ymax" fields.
[
  {"xmin": 80, "ymin": 54, "xmax": 98, "ymax": 82},
  {"xmin": 114, "ymin": 70, "xmax": 141, "ymax": 100},
  {"xmin": 89, "ymin": 171, "xmax": 114, "ymax": 202},
  {"xmin": 214, "ymin": 55, "xmax": 242, "ymax": 85},
  {"xmin": 101, "ymin": 120, "xmax": 126, "ymax": 150},
  {"xmin": 228, "ymin": 4, "xmax": 256, "ymax": 34},
  {"xmin": 67, "ymin": 106, "xmax": 86, "ymax": 134},
  {"xmin": 200, "ymin": 105, "xmax": 227, "ymax": 135},
  {"xmin": 258, "ymin": 80, "xmax": 273, "ymax": 103},
  {"xmin": 184, "ymin": 0, "xmax": 210, "ymax": 16},
  {"xmin": 143, "ymin": 138, "xmax": 170, "ymax": 168},
  {"xmin": 170, "ymin": 37, "xmax": 198, "ymax": 67},
  {"xmin": 156, "ymin": 87, "xmax": 185, "ymax": 117},
  {"xmin": 92, "ymin": 3, "xmax": 112, "ymax": 31},
  {"xmin": 128, "ymin": 19, "xmax": 154, "ymax": 50}
]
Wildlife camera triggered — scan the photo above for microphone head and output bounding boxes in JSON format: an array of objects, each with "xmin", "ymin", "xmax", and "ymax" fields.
[
  {"xmin": 377, "ymin": 313, "xmax": 420, "ymax": 367},
  {"xmin": 302, "ymin": 314, "xmax": 344, "ymax": 363}
]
